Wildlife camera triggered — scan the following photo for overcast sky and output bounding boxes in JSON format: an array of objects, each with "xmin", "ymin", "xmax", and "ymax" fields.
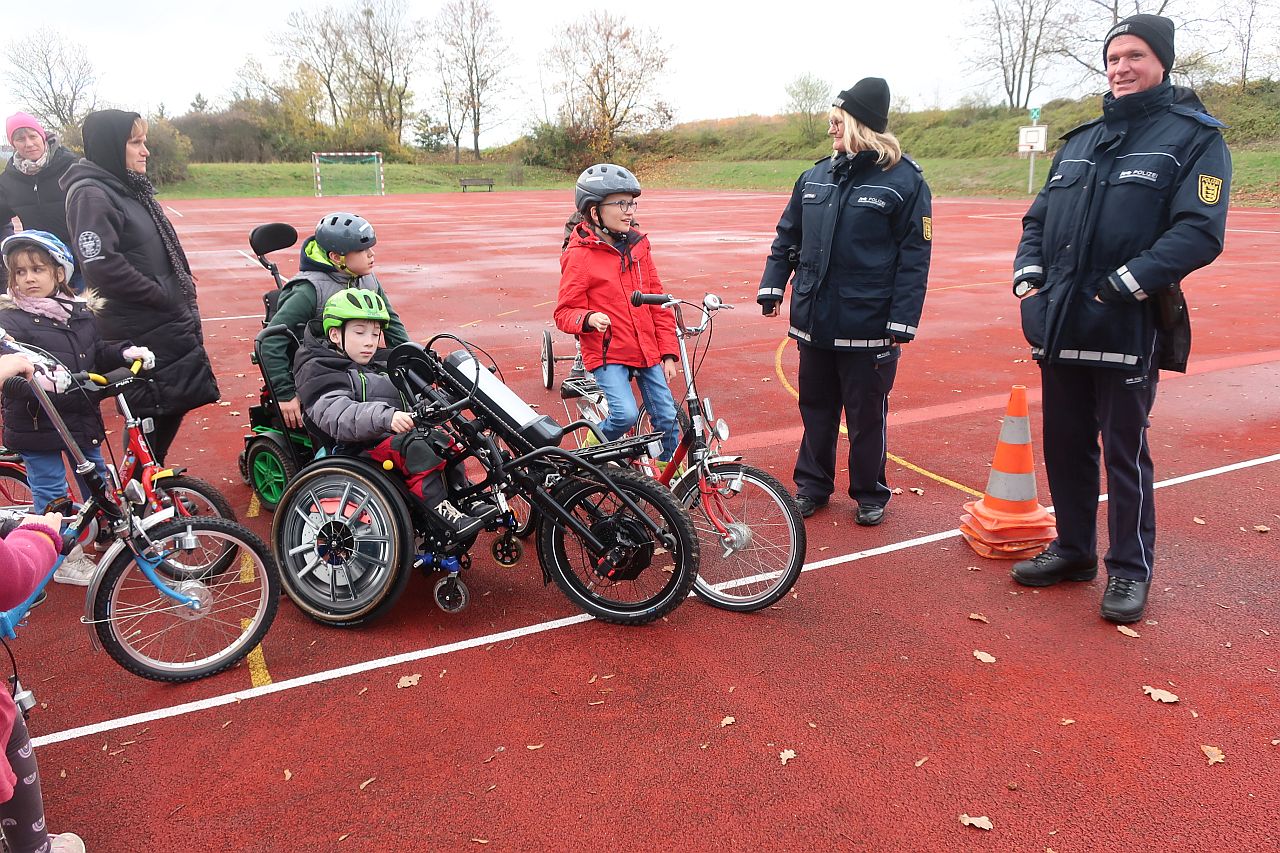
[{"xmin": 2, "ymin": 0, "xmax": 1098, "ymax": 145}]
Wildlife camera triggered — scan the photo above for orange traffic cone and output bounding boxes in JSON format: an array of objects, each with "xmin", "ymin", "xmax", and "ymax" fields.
[{"xmin": 960, "ymin": 385, "xmax": 1056, "ymax": 560}]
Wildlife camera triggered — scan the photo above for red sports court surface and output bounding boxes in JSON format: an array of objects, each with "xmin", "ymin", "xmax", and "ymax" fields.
[{"xmin": 19, "ymin": 190, "xmax": 1279, "ymax": 850}]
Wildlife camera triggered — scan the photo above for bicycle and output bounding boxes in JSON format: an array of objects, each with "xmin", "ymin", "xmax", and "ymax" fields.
[
  {"xmin": 551, "ymin": 291, "xmax": 806, "ymax": 612},
  {"xmin": 0, "ymin": 339, "xmax": 279, "ymax": 682}
]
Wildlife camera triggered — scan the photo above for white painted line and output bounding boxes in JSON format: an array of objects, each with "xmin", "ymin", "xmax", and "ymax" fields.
[
  {"xmin": 31, "ymin": 451, "xmax": 1280, "ymax": 748},
  {"xmin": 207, "ymin": 314, "xmax": 265, "ymax": 322},
  {"xmin": 165, "ymin": 206, "xmax": 184, "ymax": 218}
]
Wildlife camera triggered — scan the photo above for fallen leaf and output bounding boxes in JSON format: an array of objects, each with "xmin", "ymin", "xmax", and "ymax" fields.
[
  {"xmin": 973, "ymin": 650, "xmax": 997, "ymax": 664},
  {"xmin": 915, "ymin": 756, "xmax": 928, "ymax": 767},
  {"xmin": 891, "ymin": 487, "xmax": 904, "ymax": 495},
  {"xmin": 284, "ymin": 769, "xmax": 292, "ymax": 781},
  {"xmin": 588, "ymin": 700, "xmax": 605, "ymax": 706},
  {"xmin": 1193, "ymin": 516, "xmax": 1206, "ymax": 525},
  {"xmin": 1060, "ymin": 719, "xmax": 1075, "ymax": 726},
  {"xmin": 909, "ymin": 487, "xmax": 925, "ymax": 496},
  {"xmin": 1200, "ymin": 744, "xmax": 1225, "ymax": 765},
  {"xmin": 339, "ymin": 834, "xmax": 349, "ymax": 842},
  {"xmin": 588, "ymin": 674, "xmax": 597, "ymax": 684},
  {"xmin": 59, "ymin": 769, "xmax": 66, "ymax": 778},
  {"xmin": 968, "ymin": 613, "xmax": 990, "ymax": 624},
  {"xmin": 397, "ymin": 673, "xmax": 421, "ymax": 688},
  {"xmin": 808, "ymin": 722, "xmax": 817, "ymax": 729},
  {"xmin": 959, "ymin": 814, "xmax": 994, "ymax": 831},
  {"xmin": 721, "ymin": 716, "xmax": 736, "ymax": 727},
  {"xmin": 359, "ymin": 777, "xmax": 375, "ymax": 791},
  {"xmin": 526, "ymin": 744, "xmax": 544, "ymax": 751},
  {"xmin": 1143, "ymin": 685, "xmax": 1179, "ymax": 703},
  {"xmin": 1271, "ymin": 739, "xmax": 1279, "ymax": 746},
  {"xmin": 1254, "ymin": 525, "xmax": 1271, "ymax": 533},
  {"xmin": 1191, "ymin": 710, "xmax": 1199, "ymax": 718},
  {"xmin": 1117, "ymin": 625, "xmax": 1141, "ymax": 638},
  {"xmin": 438, "ymin": 669, "xmax": 446, "ymax": 678},
  {"xmin": 470, "ymin": 840, "xmax": 489, "ymax": 845},
  {"xmin": 779, "ymin": 749, "xmax": 796, "ymax": 765}
]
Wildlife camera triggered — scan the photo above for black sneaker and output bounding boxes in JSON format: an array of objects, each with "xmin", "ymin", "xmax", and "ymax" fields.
[
  {"xmin": 794, "ymin": 495, "xmax": 827, "ymax": 518},
  {"xmin": 1011, "ymin": 550, "xmax": 1098, "ymax": 587},
  {"xmin": 429, "ymin": 499, "xmax": 485, "ymax": 540},
  {"xmin": 855, "ymin": 504, "xmax": 885, "ymax": 526},
  {"xmin": 459, "ymin": 497, "xmax": 501, "ymax": 524},
  {"xmin": 1100, "ymin": 576, "xmax": 1150, "ymax": 623}
]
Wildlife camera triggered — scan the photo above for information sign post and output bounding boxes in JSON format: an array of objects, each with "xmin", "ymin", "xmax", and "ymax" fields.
[{"xmin": 1019, "ymin": 110, "xmax": 1047, "ymax": 193}]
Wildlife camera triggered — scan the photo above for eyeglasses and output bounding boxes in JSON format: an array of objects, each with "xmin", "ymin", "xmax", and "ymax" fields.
[
  {"xmin": 602, "ymin": 200, "xmax": 640, "ymax": 213},
  {"xmin": 828, "ymin": 118, "xmax": 844, "ymax": 128}
]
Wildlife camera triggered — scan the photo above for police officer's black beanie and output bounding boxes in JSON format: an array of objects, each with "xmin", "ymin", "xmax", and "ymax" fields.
[
  {"xmin": 1103, "ymin": 14, "xmax": 1176, "ymax": 78},
  {"xmin": 833, "ymin": 78, "xmax": 890, "ymax": 134}
]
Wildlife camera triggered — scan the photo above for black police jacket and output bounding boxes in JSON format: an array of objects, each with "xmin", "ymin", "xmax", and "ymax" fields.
[
  {"xmin": 1014, "ymin": 81, "xmax": 1230, "ymax": 373},
  {"xmin": 758, "ymin": 150, "xmax": 932, "ymax": 350}
]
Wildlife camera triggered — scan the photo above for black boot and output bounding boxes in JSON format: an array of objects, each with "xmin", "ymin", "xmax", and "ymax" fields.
[
  {"xmin": 1100, "ymin": 576, "xmax": 1150, "ymax": 623},
  {"xmin": 1011, "ymin": 550, "xmax": 1098, "ymax": 587}
]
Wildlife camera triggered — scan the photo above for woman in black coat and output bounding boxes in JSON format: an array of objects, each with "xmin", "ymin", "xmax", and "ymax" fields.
[
  {"xmin": 61, "ymin": 109, "xmax": 219, "ymax": 463},
  {"xmin": 0, "ymin": 112, "xmax": 80, "ymax": 289}
]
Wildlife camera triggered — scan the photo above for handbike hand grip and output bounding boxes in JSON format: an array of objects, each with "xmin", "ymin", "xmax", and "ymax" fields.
[
  {"xmin": 75, "ymin": 365, "xmax": 140, "ymax": 387},
  {"xmin": 631, "ymin": 291, "xmax": 673, "ymax": 307}
]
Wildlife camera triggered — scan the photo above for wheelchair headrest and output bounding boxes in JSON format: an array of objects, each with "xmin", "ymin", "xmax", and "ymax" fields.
[{"xmin": 249, "ymin": 222, "xmax": 299, "ymax": 258}]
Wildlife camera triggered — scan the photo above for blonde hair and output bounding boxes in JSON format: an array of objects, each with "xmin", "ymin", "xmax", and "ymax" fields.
[
  {"xmin": 828, "ymin": 107, "xmax": 902, "ymax": 170},
  {"xmin": 4, "ymin": 246, "xmax": 74, "ymax": 298},
  {"xmin": 132, "ymin": 117, "xmax": 149, "ymax": 137}
]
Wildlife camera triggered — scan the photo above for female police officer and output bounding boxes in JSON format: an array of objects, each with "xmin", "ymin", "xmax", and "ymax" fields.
[{"xmin": 757, "ymin": 77, "xmax": 932, "ymax": 527}]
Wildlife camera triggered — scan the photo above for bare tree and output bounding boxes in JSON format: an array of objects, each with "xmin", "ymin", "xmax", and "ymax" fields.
[
  {"xmin": 972, "ymin": 0, "xmax": 1061, "ymax": 109},
  {"xmin": 1222, "ymin": 0, "xmax": 1275, "ymax": 89},
  {"xmin": 435, "ymin": 47, "xmax": 468, "ymax": 163},
  {"xmin": 283, "ymin": 7, "xmax": 359, "ymax": 127},
  {"xmin": 544, "ymin": 11, "xmax": 669, "ymax": 156},
  {"xmin": 1050, "ymin": 0, "xmax": 1222, "ymax": 85},
  {"xmin": 345, "ymin": 0, "xmax": 423, "ymax": 138},
  {"xmin": 784, "ymin": 74, "xmax": 831, "ymax": 143},
  {"xmin": 437, "ymin": 0, "xmax": 508, "ymax": 160},
  {"xmin": 4, "ymin": 28, "xmax": 97, "ymax": 131}
]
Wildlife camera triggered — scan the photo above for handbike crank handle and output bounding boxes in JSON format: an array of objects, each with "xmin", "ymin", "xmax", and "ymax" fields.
[{"xmin": 630, "ymin": 291, "xmax": 676, "ymax": 307}]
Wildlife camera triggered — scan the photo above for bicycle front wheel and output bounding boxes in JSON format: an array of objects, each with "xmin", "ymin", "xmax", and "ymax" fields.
[
  {"xmin": 674, "ymin": 463, "xmax": 806, "ymax": 612},
  {"xmin": 93, "ymin": 516, "xmax": 280, "ymax": 682}
]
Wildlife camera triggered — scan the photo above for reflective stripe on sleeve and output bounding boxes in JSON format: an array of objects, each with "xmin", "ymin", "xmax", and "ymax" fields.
[
  {"xmin": 1014, "ymin": 265, "xmax": 1044, "ymax": 281},
  {"xmin": 1115, "ymin": 266, "xmax": 1148, "ymax": 301},
  {"xmin": 886, "ymin": 322, "xmax": 917, "ymax": 336},
  {"xmin": 758, "ymin": 287, "xmax": 785, "ymax": 299}
]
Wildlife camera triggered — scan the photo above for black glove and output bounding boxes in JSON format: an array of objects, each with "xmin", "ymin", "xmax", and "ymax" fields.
[{"xmin": 760, "ymin": 300, "xmax": 780, "ymax": 316}]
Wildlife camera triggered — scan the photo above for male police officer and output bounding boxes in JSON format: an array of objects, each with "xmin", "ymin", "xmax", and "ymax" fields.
[{"xmin": 1010, "ymin": 14, "xmax": 1230, "ymax": 623}]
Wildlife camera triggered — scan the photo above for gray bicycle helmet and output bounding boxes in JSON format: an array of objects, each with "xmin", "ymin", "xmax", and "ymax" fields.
[
  {"xmin": 314, "ymin": 212, "xmax": 377, "ymax": 255},
  {"xmin": 574, "ymin": 164, "xmax": 642, "ymax": 217}
]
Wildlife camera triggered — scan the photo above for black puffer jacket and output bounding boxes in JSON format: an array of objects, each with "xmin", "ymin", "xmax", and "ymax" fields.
[
  {"xmin": 0, "ymin": 141, "xmax": 77, "ymax": 245},
  {"xmin": 61, "ymin": 159, "xmax": 219, "ymax": 416},
  {"xmin": 0, "ymin": 295, "xmax": 130, "ymax": 452}
]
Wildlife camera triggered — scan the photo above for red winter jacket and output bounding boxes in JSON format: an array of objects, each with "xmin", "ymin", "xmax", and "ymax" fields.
[{"xmin": 555, "ymin": 223, "xmax": 678, "ymax": 372}]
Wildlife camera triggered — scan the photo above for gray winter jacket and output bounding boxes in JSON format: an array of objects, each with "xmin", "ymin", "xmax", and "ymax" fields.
[{"xmin": 292, "ymin": 322, "xmax": 404, "ymax": 445}]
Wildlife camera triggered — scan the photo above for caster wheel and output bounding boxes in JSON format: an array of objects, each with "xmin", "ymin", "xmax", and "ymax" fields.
[
  {"xmin": 491, "ymin": 535, "xmax": 522, "ymax": 567},
  {"xmin": 434, "ymin": 576, "xmax": 469, "ymax": 613}
]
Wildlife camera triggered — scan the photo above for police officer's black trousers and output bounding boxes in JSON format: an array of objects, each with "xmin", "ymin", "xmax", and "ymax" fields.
[
  {"xmin": 1040, "ymin": 362, "xmax": 1159, "ymax": 582},
  {"xmin": 793, "ymin": 343, "xmax": 898, "ymax": 508}
]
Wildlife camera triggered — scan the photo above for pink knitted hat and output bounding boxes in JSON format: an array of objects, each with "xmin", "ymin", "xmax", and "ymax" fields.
[{"xmin": 6, "ymin": 112, "xmax": 46, "ymax": 143}]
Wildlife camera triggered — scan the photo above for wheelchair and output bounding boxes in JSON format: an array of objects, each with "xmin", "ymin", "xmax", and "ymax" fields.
[{"xmin": 268, "ymin": 336, "xmax": 701, "ymax": 628}]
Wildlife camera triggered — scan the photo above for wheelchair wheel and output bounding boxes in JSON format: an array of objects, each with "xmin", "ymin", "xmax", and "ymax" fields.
[
  {"xmin": 673, "ymin": 463, "xmax": 806, "ymax": 612},
  {"xmin": 93, "ymin": 516, "xmax": 279, "ymax": 682},
  {"xmin": 537, "ymin": 468, "xmax": 698, "ymax": 625},
  {"xmin": 246, "ymin": 437, "xmax": 299, "ymax": 511},
  {"xmin": 272, "ymin": 462, "xmax": 414, "ymax": 627},
  {"xmin": 540, "ymin": 329, "xmax": 555, "ymax": 390}
]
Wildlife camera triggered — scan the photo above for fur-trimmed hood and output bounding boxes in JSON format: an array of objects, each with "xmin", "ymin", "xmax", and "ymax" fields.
[{"xmin": 0, "ymin": 290, "xmax": 105, "ymax": 314}]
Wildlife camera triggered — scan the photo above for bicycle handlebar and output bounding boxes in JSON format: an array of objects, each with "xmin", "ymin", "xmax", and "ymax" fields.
[{"xmin": 630, "ymin": 291, "xmax": 672, "ymax": 307}]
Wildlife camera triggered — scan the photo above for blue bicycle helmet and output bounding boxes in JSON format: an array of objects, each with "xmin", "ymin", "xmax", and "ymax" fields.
[{"xmin": 1, "ymin": 230, "xmax": 76, "ymax": 282}]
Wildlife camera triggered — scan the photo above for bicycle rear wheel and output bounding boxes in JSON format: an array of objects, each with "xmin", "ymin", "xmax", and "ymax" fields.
[
  {"xmin": 93, "ymin": 516, "xmax": 280, "ymax": 682},
  {"xmin": 673, "ymin": 463, "xmax": 805, "ymax": 612},
  {"xmin": 0, "ymin": 467, "xmax": 32, "ymax": 513}
]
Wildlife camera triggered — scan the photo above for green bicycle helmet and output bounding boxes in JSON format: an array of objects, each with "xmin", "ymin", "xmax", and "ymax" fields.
[{"xmin": 322, "ymin": 289, "xmax": 390, "ymax": 335}]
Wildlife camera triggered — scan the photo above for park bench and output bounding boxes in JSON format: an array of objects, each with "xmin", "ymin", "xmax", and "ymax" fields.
[{"xmin": 460, "ymin": 177, "xmax": 495, "ymax": 192}]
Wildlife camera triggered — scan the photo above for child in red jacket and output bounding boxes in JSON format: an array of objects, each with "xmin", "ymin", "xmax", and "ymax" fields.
[{"xmin": 553, "ymin": 164, "xmax": 680, "ymax": 460}]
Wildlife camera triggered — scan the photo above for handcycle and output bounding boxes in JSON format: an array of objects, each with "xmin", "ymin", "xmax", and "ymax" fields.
[
  {"xmin": 0, "ymin": 341, "xmax": 280, "ymax": 682},
  {"xmin": 269, "ymin": 334, "xmax": 700, "ymax": 628},
  {"xmin": 550, "ymin": 291, "xmax": 806, "ymax": 612}
]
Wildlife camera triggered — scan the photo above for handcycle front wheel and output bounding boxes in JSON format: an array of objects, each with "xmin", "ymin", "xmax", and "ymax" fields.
[
  {"xmin": 673, "ymin": 462, "xmax": 806, "ymax": 612},
  {"xmin": 540, "ymin": 329, "xmax": 555, "ymax": 390},
  {"xmin": 93, "ymin": 516, "xmax": 280, "ymax": 682},
  {"xmin": 537, "ymin": 467, "xmax": 698, "ymax": 625}
]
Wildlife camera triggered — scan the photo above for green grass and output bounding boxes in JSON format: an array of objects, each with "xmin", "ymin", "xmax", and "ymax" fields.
[
  {"xmin": 645, "ymin": 152, "xmax": 1279, "ymax": 205},
  {"xmin": 159, "ymin": 161, "xmax": 574, "ymax": 199}
]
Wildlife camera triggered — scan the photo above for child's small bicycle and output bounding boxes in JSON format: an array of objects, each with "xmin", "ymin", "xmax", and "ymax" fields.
[
  {"xmin": 0, "ymin": 340, "xmax": 279, "ymax": 682},
  {"xmin": 551, "ymin": 291, "xmax": 807, "ymax": 612}
]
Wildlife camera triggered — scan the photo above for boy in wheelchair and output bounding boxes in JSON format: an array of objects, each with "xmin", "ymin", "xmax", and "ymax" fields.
[
  {"xmin": 294, "ymin": 290, "xmax": 496, "ymax": 539},
  {"xmin": 261, "ymin": 212, "xmax": 409, "ymax": 432}
]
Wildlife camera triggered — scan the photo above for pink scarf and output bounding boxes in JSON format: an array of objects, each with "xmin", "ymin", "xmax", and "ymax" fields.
[{"xmin": 10, "ymin": 294, "xmax": 73, "ymax": 324}]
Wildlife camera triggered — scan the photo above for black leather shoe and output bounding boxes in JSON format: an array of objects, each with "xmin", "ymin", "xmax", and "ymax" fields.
[
  {"xmin": 1100, "ymin": 576, "xmax": 1150, "ymax": 623},
  {"xmin": 1011, "ymin": 550, "xmax": 1098, "ymax": 587},
  {"xmin": 794, "ymin": 495, "xmax": 827, "ymax": 518},
  {"xmin": 855, "ymin": 504, "xmax": 885, "ymax": 526}
]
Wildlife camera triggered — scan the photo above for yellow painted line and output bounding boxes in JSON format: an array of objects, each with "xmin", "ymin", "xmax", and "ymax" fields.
[
  {"xmin": 930, "ymin": 279, "xmax": 1008, "ymax": 292},
  {"xmin": 497, "ymin": 309, "xmax": 519, "ymax": 317},
  {"xmin": 246, "ymin": 493, "xmax": 260, "ymax": 519},
  {"xmin": 461, "ymin": 319, "xmax": 482, "ymax": 328},
  {"xmin": 533, "ymin": 300, "xmax": 555, "ymax": 308},
  {"xmin": 239, "ymin": 551, "xmax": 256, "ymax": 584},
  {"xmin": 242, "ymin": 618, "xmax": 272, "ymax": 688},
  {"xmin": 773, "ymin": 337, "xmax": 984, "ymax": 497}
]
